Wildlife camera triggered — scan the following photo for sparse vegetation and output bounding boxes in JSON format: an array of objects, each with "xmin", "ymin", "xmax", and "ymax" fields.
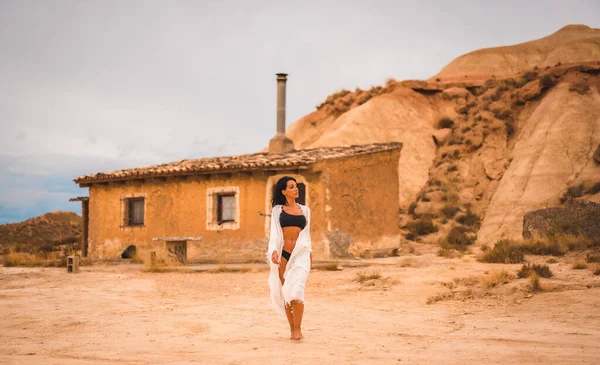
[
  {"xmin": 569, "ymin": 79, "xmax": 590, "ymax": 95},
  {"xmin": 517, "ymin": 263, "xmax": 553, "ymax": 278},
  {"xmin": 530, "ymin": 273, "xmax": 543, "ymax": 292},
  {"xmin": 572, "ymin": 262, "xmax": 588, "ymax": 270},
  {"xmin": 585, "ymin": 182, "xmax": 600, "ymax": 195},
  {"xmin": 539, "ymin": 74, "xmax": 555, "ymax": 89},
  {"xmin": 591, "ymin": 265, "xmax": 600, "ymax": 276},
  {"xmin": 440, "ymin": 226, "xmax": 475, "ymax": 251},
  {"xmin": 436, "ymin": 117, "xmax": 454, "ymax": 129},
  {"xmin": 456, "ymin": 210, "xmax": 480, "ymax": 229},
  {"xmin": 2, "ymin": 249, "xmax": 72, "ymax": 267},
  {"xmin": 586, "ymin": 254, "xmax": 600, "ymax": 263},
  {"xmin": 560, "ymin": 183, "xmax": 584, "ymax": 203},
  {"xmin": 405, "ymin": 218, "xmax": 438, "ymax": 239},
  {"xmin": 447, "ymin": 165, "xmax": 458, "ymax": 172},
  {"xmin": 441, "ymin": 205, "xmax": 459, "ymax": 219},
  {"xmin": 408, "ymin": 202, "xmax": 417, "ymax": 216},
  {"xmin": 484, "ymin": 270, "xmax": 515, "ymax": 288},
  {"xmin": 354, "ymin": 270, "xmax": 382, "ymax": 283},
  {"xmin": 479, "ymin": 240, "xmax": 525, "ymax": 264}
]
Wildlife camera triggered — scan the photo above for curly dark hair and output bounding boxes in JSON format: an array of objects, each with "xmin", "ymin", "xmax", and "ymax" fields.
[{"xmin": 271, "ymin": 176, "xmax": 297, "ymax": 207}]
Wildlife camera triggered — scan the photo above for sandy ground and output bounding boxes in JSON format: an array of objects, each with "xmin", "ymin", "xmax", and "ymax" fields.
[{"xmin": 1, "ymin": 251, "xmax": 600, "ymax": 365}]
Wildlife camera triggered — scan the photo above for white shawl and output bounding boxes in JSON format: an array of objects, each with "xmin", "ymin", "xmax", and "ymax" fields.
[{"xmin": 266, "ymin": 204, "xmax": 312, "ymax": 315}]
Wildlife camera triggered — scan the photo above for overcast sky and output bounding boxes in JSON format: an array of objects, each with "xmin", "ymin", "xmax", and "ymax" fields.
[{"xmin": 1, "ymin": 0, "xmax": 598, "ymax": 223}]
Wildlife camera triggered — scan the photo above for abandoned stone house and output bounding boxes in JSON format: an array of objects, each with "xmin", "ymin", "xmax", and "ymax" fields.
[{"xmin": 71, "ymin": 74, "xmax": 403, "ymax": 262}]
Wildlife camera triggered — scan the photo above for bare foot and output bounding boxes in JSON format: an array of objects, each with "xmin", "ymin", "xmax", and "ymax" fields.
[{"xmin": 291, "ymin": 329, "xmax": 304, "ymax": 340}]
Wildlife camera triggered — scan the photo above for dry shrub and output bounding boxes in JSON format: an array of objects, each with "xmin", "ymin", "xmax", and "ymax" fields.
[
  {"xmin": 207, "ymin": 265, "xmax": 251, "ymax": 274},
  {"xmin": 354, "ymin": 270, "xmax": 382, "ymax": 284},
  {"xmin": 427, "ymin": 292, "xmax": 454, "ymax": 304},
  {"xmin": 408, "ymin": 202, "xmax": 418, "ymax": 216},
  {"xmin": 447, "ymin": 134, "xmax": 464, "ymax": 146},
  {"xmin": 539, "ymin": 74, "xmax": 555, "ymax": 89},
  {"xmin": 586, "ymin": 254, "xmax": 600, "ymax": 263},
  {"xmin": 591, "ymin": 265, "xmax": 600, "ymax": 276},
  {"xmin": 484, "ymin": 270, "xmax": 515, "ymax": 288},
  {"xmin": 2, "ymin": 249, "xmax": 67, "ymax": 267},
  {"xmin": 440, "ymin": 226, "xmax": 475, "ymax": 252},
  {"xmin": 456, "ymin": 210, "xmax": 480, "ymax": 229},
  {"xmin": 441, "ymin": 205, "xmax": 459, "ymax": 219},
  {"xmin": 405, "ymin": 218, "xmax": 438, "ymax": 240},
  {"xmin": 436, "ymin": 117, "xmax": 454, "ymax": 129},
  {"xmin": 492, "ymin": 108, "xmax": 512, "ymax": 120},
  {"xmin": 530, "ymin": 273, "xmax": 543, "ymax": 292},
  {"xmin": 479, "ymin": 240, "xmax": 525, "ymax": 263},
  {"xmin": 569, "ymin": 79, "xmax": 590, "ymax": 95},
  {"xmin": 585, "ymin": 181, "xmax": 600, "ymax": 195},
  {"xmin": 560, "ymin": 183, "xmax": 584, "ymax": 203},
  {"xmin": 572, "ymin": 262, "xmax": 588, "ymax": 270},
  {"xmin": 547, "ymin": 257, "xmax": 559, "ymax": 264},
  {"xmin": 517, "ymin": 263, "xmax": 553, "ymax": 278}
]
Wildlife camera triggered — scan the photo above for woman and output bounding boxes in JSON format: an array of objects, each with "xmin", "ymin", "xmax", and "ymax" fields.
[{"xmin": 267, "ymin": 176, "xmax": 313, "ymax": 340}]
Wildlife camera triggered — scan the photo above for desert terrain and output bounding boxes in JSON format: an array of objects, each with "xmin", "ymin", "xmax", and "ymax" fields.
[{"xmin": 2, "ymin": 247, "xmax": 600, "ymax": 365}]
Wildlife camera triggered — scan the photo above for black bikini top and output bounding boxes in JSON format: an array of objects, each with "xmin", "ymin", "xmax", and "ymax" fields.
[{"xmin": 279, "ymin": 209, "xmax": 306, "ymax": 230}]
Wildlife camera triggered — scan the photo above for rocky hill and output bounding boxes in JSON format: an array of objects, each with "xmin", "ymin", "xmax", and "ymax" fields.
[
  {"xmin": 0, "ymin": 211, "xmax": 82, "ymax": 254},
  {"xmin": 433, "ymin": 24, "xmax": 600, "ymax": 82},
  {"xmin": 272, "ymin": 24, "xmax": 600, "ymax": 249}
]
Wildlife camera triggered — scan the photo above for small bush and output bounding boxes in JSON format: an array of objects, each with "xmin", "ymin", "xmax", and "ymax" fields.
[
  {"xmin": 560, "ymin": 183, "xmax": 584, "ymax": 203},
  {"xmin": 586, "ymin": 181, "xmax": 600, "ymax": 195},
  {"xmin": 517, "ymin": 263, "xmax": 553, "ymax": 278},
  {"xmin": 405, "ymin": 218, "xmax": 439, "ymax": 237},
  {"xmin": 354, "ymin": 270, "xmax": 382, "ymax": 283},
  {"xmin": 441, "ymin": 226, "xmax": 475, "ymax": 251},
  {"xmin": 456, "ymin": 210, "xmax": 480, "ymax": 228},
  {"xmin": 539, "ymin": 74, "xmax": 555, "ymax": 89},
  {"xmin": 522, "ymin": 70, "xmax": 538, "ymax": 83},
  {"xmin": 592, "ymin": 265, "xmax": 600, "ymax": 276},
  {"xmin": 586, "ymin": 254, "xmax": 600, "ymax": 263},
  {"xmin": 429, "ymin": 179, "xmax": 442, "ymax": 186},
  {"xmin": 530, "ymin": 273, "xmax": 543, "ymax": 292},
  {"xmin": 569, "ymin": 80, "xmax": 589, "ymax": 95},
  {"xmin": 492, "ymin": 108, "xmax": 512, "ymax": 121},
  {"xmin": 572, "ymin": 262, "xmax": 588, "ymax": 270},
  {"xmin": 547, "ymin": 258, "xmax": 559, "ymax": 264},
  {"xmin": 437, "ymin": 118, "xmax": 454, "ymax": 129},
  {"xmin": 421, "ymin": 194, "xmax": 431, "ymax": 202},
  {"xmin": 447, "ymin": 165, "xmax": 458, "ymax": 172},
  {"xmin": 505, "ymin": 119, "xmax": 516, "ymax": 137},
  {"xmin": 480, "ymin": 240, "xmax": 525, "ymax": 264},
  {"xmin": 408, "ymin": 202, "xmax": 417, "ymax": 216},
  {"xmin": 448, "ymin": 134, "xmax": 464, "ymax": 146},
  {"xmin": 485, "ymin": 270, "xmax": 515, "ymax": 288},
  {"xmin": 441, "ymin": 205, "xmax": 459, "ymax": 219},
  {"xmin": 452, "ymin": 149, "xmax": 461, "ymax": 158}
]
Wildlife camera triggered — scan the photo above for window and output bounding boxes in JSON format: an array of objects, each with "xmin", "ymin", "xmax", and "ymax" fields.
[
  {"xmin": 217, "ymin": 194, "xmax": 236, "ymax": 223},
  {"xmin": 126, "ymin": 197, "xmax": 144, "ymax": 226},
  {"xmin": 297, "ymin": 183, "xmax": 306, "ymax": 205},
  {"xmin": 206, "ymin": 186, "xmax": 240, "ymax": 230}
]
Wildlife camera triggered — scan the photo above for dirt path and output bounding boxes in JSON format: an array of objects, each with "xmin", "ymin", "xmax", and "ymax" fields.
[{"xmin": 1, "ymin": 254, "xmax": 599, "ymax": 364}]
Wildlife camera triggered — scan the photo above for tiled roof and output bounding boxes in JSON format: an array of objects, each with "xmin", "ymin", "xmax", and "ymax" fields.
[{"xmin": 74, "ymin": 142, "xmax": 402, "ymax": 184}]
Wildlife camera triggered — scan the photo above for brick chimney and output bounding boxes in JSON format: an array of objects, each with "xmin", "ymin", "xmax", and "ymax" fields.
[{"xmin": 268, "ymin": 73, "xmax": 294, "ymax": 154}]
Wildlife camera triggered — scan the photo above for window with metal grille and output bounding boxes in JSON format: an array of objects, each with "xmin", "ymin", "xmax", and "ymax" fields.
[
  {"xmin": 126, "ymin": 198, "xmax": 145, "ymax": 226},
  {"xmin": 217, "ymin": 194, "xmax": 235, "ymax": 224}
]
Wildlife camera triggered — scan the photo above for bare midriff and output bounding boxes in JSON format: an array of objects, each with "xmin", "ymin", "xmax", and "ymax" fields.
[{"xmin": 282, "ymin": 227, "xmax": 302, "ymax": 254}]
